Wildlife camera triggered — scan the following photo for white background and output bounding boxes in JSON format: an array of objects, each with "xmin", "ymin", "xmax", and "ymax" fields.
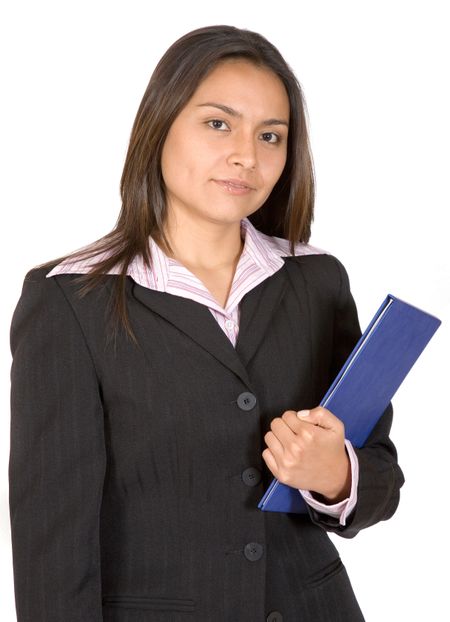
[{"xmin": 1, "ymin": 1, "xmax": 449, "ymax": 620}]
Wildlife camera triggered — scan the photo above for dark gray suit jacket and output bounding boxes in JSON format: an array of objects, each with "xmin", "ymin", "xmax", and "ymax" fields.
[{"xmin": 9, "ymin": 253, "xmax": 404, "ymax": 622}]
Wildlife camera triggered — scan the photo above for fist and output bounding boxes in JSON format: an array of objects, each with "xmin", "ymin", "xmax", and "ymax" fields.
[{"xmin": 262, "ymin": 407, "xmax": 351, "ymax": 503}]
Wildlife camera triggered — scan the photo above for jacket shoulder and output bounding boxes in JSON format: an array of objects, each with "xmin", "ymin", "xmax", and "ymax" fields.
[
  {"xmin": 13, "ymin": 264, "xmax": 80, "ymax": 318},
  {"xmin": 14, "ymin": 264, "xmax": 68, "ymax": 311},
  {"xmin": 284, "ymin": 253, "xmax": 352, "ymax": 298},
  {"xmin": 10, "ymin": 265, "xmax": 85, "ymax": 354},
  {"xmin": 23, "ymin": 263, "xmax": 54, "ymax": 279}
]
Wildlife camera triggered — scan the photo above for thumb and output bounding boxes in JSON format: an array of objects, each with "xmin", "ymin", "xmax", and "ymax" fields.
[{"xmin": 297, "ymin": 407, "xmax": 339, "ymax": 430}]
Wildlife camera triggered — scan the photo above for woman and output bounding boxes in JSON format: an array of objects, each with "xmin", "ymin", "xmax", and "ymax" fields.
[{"xmin": 9, "ymin": 25, "xmax": 404, "ymax": 622}]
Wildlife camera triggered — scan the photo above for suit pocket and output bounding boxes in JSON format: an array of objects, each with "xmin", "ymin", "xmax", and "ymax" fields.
[
  {"xmin": 102, "ymin": 595, "xmax": 196, "ymax": 612},
  {"xmin": 305, "ymin": 557, "xmax": 345, "ymax": 588}
]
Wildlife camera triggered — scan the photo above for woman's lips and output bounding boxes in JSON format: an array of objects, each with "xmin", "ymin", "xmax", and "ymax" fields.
[{"xmin": 212, "ymin": 179, "xmax": 255, "ymax": 195}]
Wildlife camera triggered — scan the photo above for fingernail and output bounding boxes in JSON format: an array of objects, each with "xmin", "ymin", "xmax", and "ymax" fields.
[{"xmin": 297, "ymin": 409, "xmax": 310, "ymax": 418}]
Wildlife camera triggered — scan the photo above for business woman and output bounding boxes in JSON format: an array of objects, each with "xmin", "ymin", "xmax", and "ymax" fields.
[{"xmin": 9, "ymin": 25, "xmax": 404, "ymax": 622}]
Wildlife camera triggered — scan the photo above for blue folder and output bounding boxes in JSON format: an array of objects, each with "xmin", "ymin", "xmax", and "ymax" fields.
[{"xmin": 258, "ymin": 294, "xmax": 441, "ymax": 513}]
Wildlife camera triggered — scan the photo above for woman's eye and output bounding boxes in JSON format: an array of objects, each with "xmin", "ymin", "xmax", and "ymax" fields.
[
  {"xmin": 207, "ymin": 119, "xmax": 229, "ymax": 131},
  {"xmin": 261, "ymin": 132, "xmax": 280, "ymax": 144}
]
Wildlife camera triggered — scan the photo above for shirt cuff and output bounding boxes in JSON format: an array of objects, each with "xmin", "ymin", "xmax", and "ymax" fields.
[{"xmin": 298, "ymin": 440, "xmax": 359, "ymax": 526}]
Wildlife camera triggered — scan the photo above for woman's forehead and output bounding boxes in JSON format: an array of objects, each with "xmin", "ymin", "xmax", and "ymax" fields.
[{"xmin": 188, "ymin": 59, "xmax": 290, "ymax": 119}]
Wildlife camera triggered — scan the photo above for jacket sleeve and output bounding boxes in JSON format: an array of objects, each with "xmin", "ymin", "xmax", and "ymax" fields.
[
  {"xmin": 9, "ymin": 268, "xmax": 106, "ymax": 621},
  {"xmin": 307, "ymin": 257, "xmax": 405, "ymax": 538}
]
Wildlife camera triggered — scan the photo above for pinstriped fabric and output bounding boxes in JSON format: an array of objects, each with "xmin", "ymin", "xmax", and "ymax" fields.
[
  {"xmin": 46, "ymin": 218, "xmax": 326, "ymax": 347},
  {"xmin": 45, "ymin": 221, "xmax": 359, "ymax": 524}
]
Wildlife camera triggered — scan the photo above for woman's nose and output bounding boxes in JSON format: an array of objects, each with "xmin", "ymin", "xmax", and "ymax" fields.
[{"xmin": 227, "ymin": 133, "xmax": 257, "ymax": 170}]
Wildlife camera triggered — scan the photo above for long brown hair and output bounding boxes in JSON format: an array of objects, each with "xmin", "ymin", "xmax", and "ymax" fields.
[{"xmin": 35, "ymin": 25, "xmax": 315, "ymax": 346}]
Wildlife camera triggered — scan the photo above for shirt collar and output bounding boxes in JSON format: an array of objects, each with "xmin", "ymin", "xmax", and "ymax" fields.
[{"xmin": 46, "ymin": 217, "xmax": 325, "ymax": 312}]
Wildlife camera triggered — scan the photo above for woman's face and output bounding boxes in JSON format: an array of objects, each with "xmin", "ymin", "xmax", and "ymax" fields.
[{"xmin": 160, "ymin": 59, "xmax": 290, "ymax": 228}]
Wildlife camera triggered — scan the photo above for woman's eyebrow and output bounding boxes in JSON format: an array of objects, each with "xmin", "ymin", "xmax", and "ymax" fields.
[{"xmin": 197, "ymin": 102, "xmax": 289, "ymax": 127}]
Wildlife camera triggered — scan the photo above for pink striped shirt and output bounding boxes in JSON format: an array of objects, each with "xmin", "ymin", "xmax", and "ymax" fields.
[{"xmin": 46, "ymin": 217, "xmax": 358, "ymax": 524}]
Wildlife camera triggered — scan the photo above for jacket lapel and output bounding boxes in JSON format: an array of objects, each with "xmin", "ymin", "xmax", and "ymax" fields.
[
  {"xmin": 129, "ymin": 264, "xmax": 289, "ymax": 385},
  {"xmin": 235, "ymin": 265, "xmax": 289, "ymax": 367},
  {"xmin": 130, "ymin": 281, "xmax": 251, "ymax": 385}
]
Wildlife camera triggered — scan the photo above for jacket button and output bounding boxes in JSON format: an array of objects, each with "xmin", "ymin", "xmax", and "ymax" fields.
[
  {"xmin": 267, "ymin": 612, "xmax": 283, "ymax": 622},
  {"xmin": 243, "ymin": 542, "xmax": 264, "ymax": 562},
  {"xmin": 237, "ymin": 392, "xmax": 257, "ymax": 411},
  {"xmin": 242, "ymin": 467, "xmax": 262, "ymax": 487}
]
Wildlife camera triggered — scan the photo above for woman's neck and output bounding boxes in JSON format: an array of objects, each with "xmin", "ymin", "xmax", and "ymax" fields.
[{"xmin": 156, "ymin": 215, "xmax": 245, "ymax": 271}]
